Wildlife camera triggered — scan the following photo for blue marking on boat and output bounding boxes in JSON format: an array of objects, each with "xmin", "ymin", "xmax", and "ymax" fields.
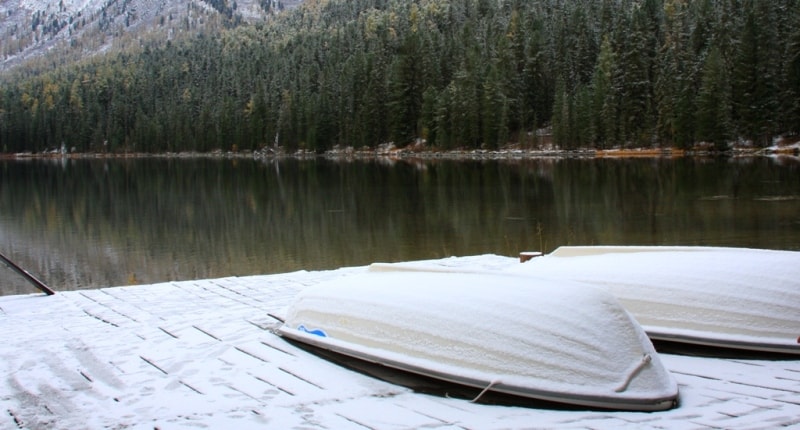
[{"xmin": 298, "ymin": 325, "xmax": 327, "ymax": 337}]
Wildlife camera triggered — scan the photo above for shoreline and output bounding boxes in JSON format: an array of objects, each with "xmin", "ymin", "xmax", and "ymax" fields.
[{"xmin": 2, "ymin": 143, "xmax": 798, "ymax": 161}]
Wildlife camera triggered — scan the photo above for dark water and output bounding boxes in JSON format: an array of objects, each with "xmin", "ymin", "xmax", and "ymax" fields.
[{"xmin": 1, "ymin": 156, "xmax": 799, "ymax": 295}]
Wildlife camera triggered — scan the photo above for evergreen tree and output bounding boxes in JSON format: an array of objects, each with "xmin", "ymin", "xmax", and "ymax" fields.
[
  {"xmin": 782, "ymin": 1, "xmax": 800, "ymax": 134},
  {"xmin": 732, "ymin": 1, "xmax": 780, "ymax": 146},
  {"xmin": 551, "ymin": 79, "xmax": 570, "ymax": 148},
  {"xmin": 695, "ymin": 44, "xmax": 731, "ymax": 148},
  {"xmin": 654, "ymin": 0, "xmax": 696, "ymax": 148},
  {"xmin": 2, "ymin": 0, "xmax": 799, "ymax": 154},
  {"xmin": 592, "ymin": 35, "xmax": 619, "ymax": 148},
  {"xmin": 387, "ymin": 33, "xmax": 424, "ymax": 146},
  {"xmin": 615, "ymin": 0, "xmax": 662, "ymax": 146}
]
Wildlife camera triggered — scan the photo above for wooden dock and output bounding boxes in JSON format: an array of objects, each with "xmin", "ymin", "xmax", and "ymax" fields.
[{"xmin": 1, "ymin": 256, "xmax": 799, "ymax": 429}]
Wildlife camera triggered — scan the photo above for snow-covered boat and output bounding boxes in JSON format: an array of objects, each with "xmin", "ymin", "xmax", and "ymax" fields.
[
  {"xmin": 503, "ymin": 246, "xmax": 800, "ymax": 355},
  {"xmin": 277, "ymin": 271, "xmax": 679, "ymax": 411}
]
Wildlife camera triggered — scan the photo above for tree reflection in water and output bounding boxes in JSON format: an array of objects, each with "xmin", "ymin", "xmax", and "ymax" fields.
[{"xmin": 1, "ymin": 156, "xmax": 798, "ymax": 295}]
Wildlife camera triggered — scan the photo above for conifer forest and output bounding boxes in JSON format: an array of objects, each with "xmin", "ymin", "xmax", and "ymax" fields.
[{"xmin": 1, "ymin": 0, "xmax": 799, "ymax": 154}]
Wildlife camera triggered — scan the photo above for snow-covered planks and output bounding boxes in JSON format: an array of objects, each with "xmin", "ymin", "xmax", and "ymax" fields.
[{"xmin": 0, "ymin": 258, "xmax": 797, "ymax": 429}]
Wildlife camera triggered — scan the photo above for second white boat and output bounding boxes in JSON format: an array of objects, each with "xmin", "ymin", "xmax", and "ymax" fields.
[{"xmin": 507, "ymin": 246, "xmax": 800, "ymax": 355}]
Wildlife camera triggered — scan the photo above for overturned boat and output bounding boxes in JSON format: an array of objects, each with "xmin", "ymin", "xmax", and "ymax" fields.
[
  {"xmin": 278, "ymin": 271, "xmax": 678, "ymax": 411},
  {"xmin": 505, "ymin": 246, "xmax": 800, "ymax": 355}
]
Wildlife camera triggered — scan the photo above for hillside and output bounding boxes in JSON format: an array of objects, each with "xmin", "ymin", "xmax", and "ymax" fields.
[
  {"xmin": 0, "ymin": 0, "xmax": 303, "ymax": 71},
  {"xmin": 1, "ymin": 0, "xmax": 800, "ymax": 154}
]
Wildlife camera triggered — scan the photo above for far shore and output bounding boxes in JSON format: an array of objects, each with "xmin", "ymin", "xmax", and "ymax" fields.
[{"xmin": 2, "ymin": 140, "xmax": 799, "ymax": 161}]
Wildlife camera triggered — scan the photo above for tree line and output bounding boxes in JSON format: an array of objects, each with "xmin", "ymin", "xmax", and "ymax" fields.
[{"xmin": 1, "ymin": 0, "xmax": 799, "ymax": 154}]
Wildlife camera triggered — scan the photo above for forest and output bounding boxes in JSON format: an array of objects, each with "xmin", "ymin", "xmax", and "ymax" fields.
[{"xmin": 1, "ymin": 0, "xmax": 799, "ymax": 154}]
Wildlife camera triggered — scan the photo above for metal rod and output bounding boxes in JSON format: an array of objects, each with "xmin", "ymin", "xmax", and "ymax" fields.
[{"xmin": 0, "ymin": 251, "xmax": 56, "ymax": 295}]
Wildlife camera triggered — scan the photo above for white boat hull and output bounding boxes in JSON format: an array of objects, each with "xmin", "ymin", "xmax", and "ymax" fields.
[
  {"xmin": 278, "ymin": 271, "xmax": 678, "ymax": 411},
  {"xmin": 506, "ymin": 246, "xmax": 800, "ymax": 355}
]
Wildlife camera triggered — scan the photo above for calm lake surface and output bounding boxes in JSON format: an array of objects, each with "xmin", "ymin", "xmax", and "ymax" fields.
[{"xmin": 2, "ymin": 156, "xmax": 799, "ymax": 295}]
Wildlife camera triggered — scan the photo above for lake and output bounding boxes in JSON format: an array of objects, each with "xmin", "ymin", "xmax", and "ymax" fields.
[{"xmin": 1, "ymin": 155, "xmax": 799, "ymax": 296}]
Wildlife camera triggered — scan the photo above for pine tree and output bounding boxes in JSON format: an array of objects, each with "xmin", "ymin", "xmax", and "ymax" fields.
[
  {"xmin": 695, "ymin": 44, "xmax": 731, "ymax": 149},
  {"xmin": 654, "ymin": 0, "xmax": 695, "ymax": 148},
  {"xmin": 732, "ymin": 1, "xmax": 780, "ymax": 146},
  {"xmin": 480, "ymin": 65, "xmax": 509, "ymax": 149},
  {"xmin": 592, "ymin": 35, "xmax": 619, "ymax": 148},
  {"xmin": 616, "ymin": 0, "xmax": 662, "ymax": 146},
  {"xmin": 386, "ymin": 33, "xmax": 423, "ymax": 146},
  {"xmin": 782, "ymin": 1, "xmax": 800, "ymax": 134},
  {"xmin": 551, "ymin": 79, "xmax": 570, "ymax": 149}
]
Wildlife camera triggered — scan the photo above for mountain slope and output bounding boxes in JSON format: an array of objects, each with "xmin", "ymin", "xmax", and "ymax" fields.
[
  {"xmin": 2, "ymin": 0, "xmax": 799, "ymax": 154},
  {"xmin": 0, "ymin": 0, "xmax": 303, "ymax": 71}
]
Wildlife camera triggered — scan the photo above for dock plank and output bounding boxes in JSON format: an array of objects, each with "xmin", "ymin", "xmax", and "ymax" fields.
[
  {"xmin": 2, "ymin": 262, "xmax": 800, "ymax": 429},
  {"xmin": 331, "ymin": 397, "xmax": 447, "ymax": 430}
]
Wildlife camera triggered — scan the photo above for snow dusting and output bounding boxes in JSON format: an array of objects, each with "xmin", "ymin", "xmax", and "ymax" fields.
[
  {"xmin": 280, "ymin": 271, "xmax": 677, "ymax": 410},
  {"xmin": 506, "ymin": 246, "xmax": 800, "ymax": 353},
  {"xmin": 1, "ymin": 253, "xmax": 799, "ymax": 428}
]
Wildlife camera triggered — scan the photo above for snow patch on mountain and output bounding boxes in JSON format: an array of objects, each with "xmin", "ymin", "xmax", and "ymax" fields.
[{"xmin": 0, "ymin": 0, "xmax": 303, "ymax": 71}]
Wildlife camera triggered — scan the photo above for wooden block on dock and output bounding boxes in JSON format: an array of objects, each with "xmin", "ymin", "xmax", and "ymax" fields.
[{"xmin": 519, "ymin": 251, "xmax": 543, "ymax": 263}]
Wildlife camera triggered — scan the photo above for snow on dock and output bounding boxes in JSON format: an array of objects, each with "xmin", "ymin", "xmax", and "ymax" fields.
[{"xmin": 1, "ymin": 255, "xmax": 799, "ymax": 429}]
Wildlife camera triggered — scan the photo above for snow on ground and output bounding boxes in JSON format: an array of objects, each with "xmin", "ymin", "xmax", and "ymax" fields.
[{"xmin": 1, "ymin": 254, "xmax": 799, "ymax": 429}]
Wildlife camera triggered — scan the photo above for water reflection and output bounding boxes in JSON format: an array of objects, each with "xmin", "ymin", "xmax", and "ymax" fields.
[{"xmin": 1, "ymin": 156, "xmax": 799, "ymax": 295}]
